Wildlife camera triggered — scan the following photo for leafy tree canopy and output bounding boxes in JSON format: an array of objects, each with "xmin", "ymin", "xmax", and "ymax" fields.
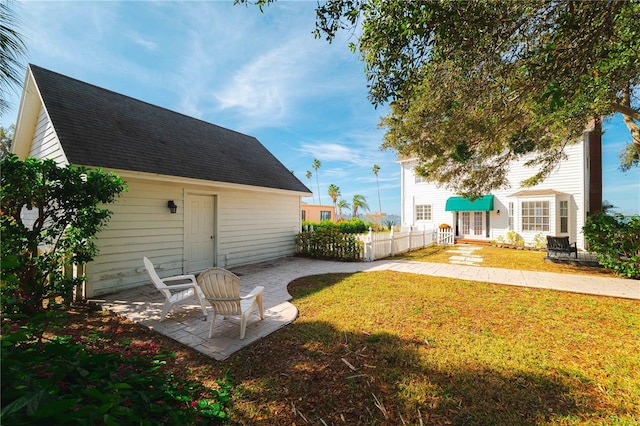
[
  {"xmin": 0, "ymin": 124, "xmax": 14, "ymax": 158},
  {"xmin": 1, "ymin": 154, "xmax": 126, "ymax": 314},
  {"xmin": 241, "ymin": 0, "xmax": 640, "ymax": 197}
]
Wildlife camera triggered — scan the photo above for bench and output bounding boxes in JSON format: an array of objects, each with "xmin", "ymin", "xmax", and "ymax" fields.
[{"xmin": 546, "ymin": 236, "xmax": 578, "ymax": 258}]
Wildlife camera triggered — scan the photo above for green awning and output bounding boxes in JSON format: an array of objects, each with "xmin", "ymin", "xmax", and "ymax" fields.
[{"xmin": 445, "ymin": 195, "xmax": 494, "ymax": 212}]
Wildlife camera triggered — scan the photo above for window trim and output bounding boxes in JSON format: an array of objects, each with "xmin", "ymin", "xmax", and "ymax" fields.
[
  {"xmin": 508, "ymin": 202, "xmax": 514, "ymax": 231},
  {"xmin": 559, "ymin": 200, "xmax": 569, "ymax": 233},
  {"xmin": 521, "ymin": 200, "xmax": 550, "ymax": 232},
  {"xmin": 415, "ymin": 204, "xmax": 432, "ymax": 221}
]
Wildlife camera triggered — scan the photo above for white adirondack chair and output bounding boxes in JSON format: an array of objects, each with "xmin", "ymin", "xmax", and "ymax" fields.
[
  {"xmin": 196, "ymin": 267, "xmax": 264, "ymax": 339},
  {"xmin": 143, "ymin": 257, "xmax": 208, "ymax": 321}
]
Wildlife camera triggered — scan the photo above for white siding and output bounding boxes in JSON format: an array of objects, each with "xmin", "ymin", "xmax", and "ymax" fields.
[
  {"xmin": 400, "ymin": 138, "xmax": 589, "ymax": 249},
  {"xmin": 401, "ymin": 163, "xmax": 453, "ymax": 231},
  {"xmin": 216, "ymin": 189, "xmax": 300, "ymax": 268},
  {"xmin": 86, "ymin": 177, "xmax": 302, "ymax": 297},
  {"xmin": 28, "ymin": 106, "xmax": 68, "ymax": 166}
]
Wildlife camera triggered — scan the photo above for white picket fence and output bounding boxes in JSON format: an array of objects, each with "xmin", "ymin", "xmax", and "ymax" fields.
[{"xmin": 357, "ymin": 228, "xmax": 455, "ymax": 262}]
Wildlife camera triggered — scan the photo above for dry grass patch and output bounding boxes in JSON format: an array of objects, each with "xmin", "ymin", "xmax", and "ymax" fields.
[{"xmin": 394, "ymin": 244, "xmax": 616, "ymax": 277}]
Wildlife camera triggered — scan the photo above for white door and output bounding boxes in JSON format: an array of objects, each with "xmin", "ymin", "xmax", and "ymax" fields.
[
  {"xmin": 185, "ymin": 194, "xmax": 215, "ymax": 273},
  {"xmin": 459, "ymin": 211, "xmax": 484, "ymax": 238}
]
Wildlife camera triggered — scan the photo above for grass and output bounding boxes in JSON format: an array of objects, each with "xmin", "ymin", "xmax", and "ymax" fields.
[
  {"xmin": 4, "ymin": 247, "xmax": 637, "ymax": 424},
  {"xmin": 393, "ymin": 244, "xmax": 617, "ymax": 277},
  {"xmin": 224, "ymin": 271, "xmax": 639, "ymax": 424}
]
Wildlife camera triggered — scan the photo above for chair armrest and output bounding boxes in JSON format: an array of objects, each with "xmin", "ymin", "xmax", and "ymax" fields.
[
  {"xmin": 156, "ymin": 282, "xmax": 199, "ymax": 291},
  {"xmin": 241, "ymin": 286, "xmax": 264, "ymax": 300},
  {"xmin": 162, "ymin": 274, "xmax": 197, "ymax": 284}
]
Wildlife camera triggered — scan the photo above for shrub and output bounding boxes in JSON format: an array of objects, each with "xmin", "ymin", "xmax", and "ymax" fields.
[
  {"xmin": 0, "ymin": 155, "xmax": 125, "ymax": 314},
  {"xmin": 302, "ymin": 218, "xmax": 371, "ymax": 234},
  {"xmin": 506, "ymin": 231, "xmax": 525, "ymax": 247},
  {"xmin": 532, "ymin": 233, "xmax": 547, "ymax": 249},
  {"xmin": 1, "ymin": 313, "xmax": 232, "ymax": 424},
  {"xmin": 296, "ymin": 227, "xmax": 363, "ymax": 261},
  {"xmin": 583, "ymin": 212, "xmax": 640, "ymax": 279}
]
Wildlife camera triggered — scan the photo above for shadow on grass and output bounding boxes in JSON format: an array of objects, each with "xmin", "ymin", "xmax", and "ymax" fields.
[{"xmin": 229, "ymin": 322, "xmax": 609, "ymax": 425}]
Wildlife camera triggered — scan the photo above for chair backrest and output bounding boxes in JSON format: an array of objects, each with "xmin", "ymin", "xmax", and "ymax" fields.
[
  {"xmin": 143, "ymin": 257, "xmax": 171, "ymax": 298},
  {"xmin": 197, "ymin": 268, "xmax": 242, "ymax": 315},
  {"xmin": 546, "ymin": 236, "xmax": 569, "ymax": 250}
]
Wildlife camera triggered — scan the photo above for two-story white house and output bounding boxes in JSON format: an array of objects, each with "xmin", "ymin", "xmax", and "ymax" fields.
[{"xmin": 399, "ymin": 126, "xmax": 603, "ymax": 250}]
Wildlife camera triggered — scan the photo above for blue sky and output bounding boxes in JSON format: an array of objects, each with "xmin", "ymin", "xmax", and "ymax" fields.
[{"xmin": 3, "ymin": 1, "xmax": 639, "ymax": 216}]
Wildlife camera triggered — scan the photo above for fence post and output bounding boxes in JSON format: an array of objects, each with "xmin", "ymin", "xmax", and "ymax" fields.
[
  {"xmin": 75, "ymin": 263, "xmax": 86, "ymax": 303},
  {"xmin": 390, "ymin": 227, "xmax": 395, "ymax": 257},
  {"xmin": 366, "ymin": 227, "xmax": 373, "ymax": 261},
  {"xmin": 409, "ymin": 228, "xmax": 413, "ymax": 251}
]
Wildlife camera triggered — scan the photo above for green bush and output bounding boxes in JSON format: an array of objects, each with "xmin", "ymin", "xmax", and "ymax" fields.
[
  {"xmin": 1, "ymin": 313, "xmax": 233, "ymax": 424},
  {"xmin": 296, "ymin": 227, "xmax": 363, "ymax": 261},
  {"xmin": 583, "ymin": 212, "xmax": 640, "ymax": 279},
  {"xmin": 302, "ymin": 218, "xmax": 370, "ymax": 234},
  {"xmin": 0, "ymin": 154, "xmax": 125, "ymax": 314}
]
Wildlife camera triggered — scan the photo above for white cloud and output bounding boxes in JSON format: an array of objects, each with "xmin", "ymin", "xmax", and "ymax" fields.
[
  {"xmin": 127, "ymin": 31, "xmax": 157, "ymax": 51},
  {"xmin": 299, "ymin": 142, "xmax": 362, "ymax": 163}
]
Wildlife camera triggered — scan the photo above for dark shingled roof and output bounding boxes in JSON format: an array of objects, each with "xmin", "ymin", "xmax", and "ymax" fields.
[{"xmin": 29, "ymin": 64, "xmax": 310, "ymax": 193}]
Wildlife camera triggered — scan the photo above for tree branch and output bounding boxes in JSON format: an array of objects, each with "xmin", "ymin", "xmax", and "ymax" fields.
[{"xmin": 611, "ymin": 103, "xmax": 640, "ymax": 122}]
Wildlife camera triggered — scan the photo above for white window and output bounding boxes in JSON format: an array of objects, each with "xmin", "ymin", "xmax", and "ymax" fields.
[
  {"xmin": 521, "ymin": 201, "xmax": 549, "ymax": 232},
  {"xmin": 415, "ymin": 175, "xmax": 426, "ymax": 183},
  {"xmin": 415, "ymin": 204, "xmax": 432, "ymax": 221},
  {"xmin": 508, "ymin": 202, "xmax": 514, "ymax": 230},
  {"xmin": 559, "ymin": 200, "xmax": 568, "ymax": 233}
]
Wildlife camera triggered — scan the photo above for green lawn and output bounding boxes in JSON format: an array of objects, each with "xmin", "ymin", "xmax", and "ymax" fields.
[{"xmin": 226, "ymin": 271, "xmax": 640, "ymax": 424}]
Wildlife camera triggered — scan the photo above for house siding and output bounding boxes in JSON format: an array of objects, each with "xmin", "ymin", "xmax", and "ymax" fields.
[
  {"xmin": 401, "ymin": 138, "xmax": 589, "ymax": 249},
  {"xmin": 28, "ymin": 105, "xmax": 68, "ymax": 166},
  {"xmin": 84, "ymin": 179, "xmax": 184, "ymax": 296},
  {"xmin": 216, "ymin": 188, "xmax": 301, "ymax": 267},
  {"xmin": 85, "ymin": 177, "xmax": 302, "ymax": 297}
]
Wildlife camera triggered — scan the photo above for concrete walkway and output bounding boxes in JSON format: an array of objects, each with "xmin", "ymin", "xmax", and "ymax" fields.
[{"xmin": 100, "ymin": 257, "xmax": 639, "ymax": 361}]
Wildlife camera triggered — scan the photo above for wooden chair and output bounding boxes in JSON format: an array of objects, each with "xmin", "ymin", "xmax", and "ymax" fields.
[
  {"xmin": 197, "ymin": 267, "xmax": 264, "ymax": 339},
  {"xmin": 143, "ymin": 257, "xmax": 208, "ymax": 321}
]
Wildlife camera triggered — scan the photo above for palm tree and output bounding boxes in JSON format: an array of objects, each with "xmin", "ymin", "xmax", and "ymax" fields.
[
  {"xmin": 327, "ymin": 184, "xmax": 340, "ymax": 220},
  {"xmin": 336, "ymin": 199, "xmax": 350, "ymax": 220},
  {"xmin": 352, "ymin": 194, "xmax": 369, "ymax": 218},
  {"xmin": 305, "ymin": 170, "xmax": 315, "ymax": 204},
  {"xmin": 312, "ymin": 159, "xmax": 322, "ymax": 204},
  {"xmin": 373, "ymin": 164, "xmax": 382, "ymax": 213}
]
